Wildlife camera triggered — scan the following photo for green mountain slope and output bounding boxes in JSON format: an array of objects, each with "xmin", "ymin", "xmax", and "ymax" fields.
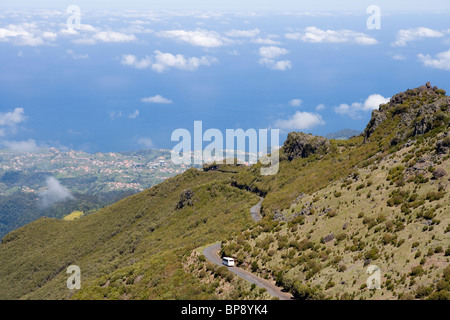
[
  {"xmin": 0, "ymin": 168, "xmax": 259, "ymax": 299},
  {"xmin": 221, "ymin": 83, "xmax": 450, "ymax": 300},
  {"xmin": 0, "ymin": 83, "xmax": 448, "ymax": 300}
]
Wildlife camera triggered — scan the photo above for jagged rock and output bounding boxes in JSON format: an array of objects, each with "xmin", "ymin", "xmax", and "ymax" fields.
[
  {"xmin": 322, "ymin": 233, "xmax": 335, "ymax": 243},
  {"xmin": 282, "ymin": 132, "xmax": 330, "ymax": 161},
  {"xmin": 176, "ymin": 189, "xmax": 194, "ymax": 209},
  {"xmin": 364, "ymin": 109, "xmax": 387, "ymax": 141},
  {"xmin": 342, "ymin": 222, "xmax": 349, "ymax": 230},
  {"xmin": 293, "ymin": 193, "xmax": 306, "ymax": 203},
  {"xmin": 432, "ymin": 167, "xmax": 447, "ymax": 179},
  {"xmin": 364, "ymin": 259, "xmax": 372, "ymax": 267},
  {"xmin": 436, "ymin": 135, "xmax": 450, "ymax": 154}
]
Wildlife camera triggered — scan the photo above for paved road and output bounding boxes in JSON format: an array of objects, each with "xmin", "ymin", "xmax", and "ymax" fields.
[
  {"xmin": 250, "ymin": 197, "xmax": 263, "ymax": 222},
  {"xmin": 203, "ymin": 244, "xmax": 293, "ymax": 300}
]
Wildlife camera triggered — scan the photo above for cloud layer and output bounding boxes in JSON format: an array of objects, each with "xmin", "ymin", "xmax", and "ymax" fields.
[
  {"xmin": 157, "ymin": 29, "xmax": 232, "ymax": 47},
  {"xmin": 121, "ymin": 51, "xmax": 218, "ymax": 72},
  {"xmin": 285, "ymin": 27, "xmax": 377, "ymax": 45}
]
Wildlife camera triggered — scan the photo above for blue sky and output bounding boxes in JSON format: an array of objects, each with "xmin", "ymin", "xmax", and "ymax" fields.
[{"xmin": 0, "ymin": 3, "xmax": 449, "ymax": 153}]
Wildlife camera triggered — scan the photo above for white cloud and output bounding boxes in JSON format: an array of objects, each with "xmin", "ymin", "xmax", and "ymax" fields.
[
  {"xmin": 80, "ymin": 24, "xmax": 100, "ymax": 33},
  {"xmin": 259, "ymin": 46, "xmax": 288, "ymax": 59},
  {"xmin": 0, "ymin": 108, "xmax": 35, "ymax": 149},
  {"xmin": 258, "ymin": 46, "xmax": 292, "ymax": 71},
  {"xmin": 316, "ymin": 104, "xmax": 326, "ymax": 111},
  {"xmin": 0, "ymin": 23, "xmax": 50, "ymax": 46},
  {"xmin": 251, "ymin": 37, "xmax": 281, "ymax": 45},
  {"xmin": 157, "ymin": 29, "xmax": 232, "ymax": 47},
  {"xmin": 93, "ymin": 31, "xmax": 137, "ymax": 43},
  {"xmin": 138, "ymin": 137, "xmax": 154, "ymax": 149},
  {"xmin": 392, "ymin": 27, "xmax": 444, "ymax": 47},
  {"xmin": 69, "ymin": 29, "xmax": 137, "ymax": 45},
  {"xmin": 41, "ymin": 31, "xmax": 57, "ymax": 41},
  {"xmin": 120, "ymin": 25, "xmax": 154, "ymax": 35},
  {"xmin": 59, "ymin": 23, "xmax": 99, "ymax": 36},
  {"xmin": 141, "ymin": 95, "xmax": 173, "ymax": 104},
  {"xmin": 285, "ymin": 27, "xmax": 377, "ymax": 45},
  {"xmin": 128, "ymin": 110, "xmax": 139, "ymax": 119},
  {"xmin": 275, "ymin": 111, "xmax": 325, "ymax": 131},
  {"xmin": 225, "ymin": 28, "xmax": 260, "ymax": 37},
  {"xmin": 418, "ymin": 49, "xmax": 450, "ymax": 71},
  {"xmin": 66, "ymin": 49, "xmax": 89, "ymax": 60},
  {"xmin": 109, "ymin": 111, "xmax": 122, "ymax": 120},
  {"xmin": 152, "ymin": 50, "xmax": 217, "ymax": 72},
  {"xmin": 288, "ymin": 99, "xmax": 302, "ymax": 107},
  {"xmin": 2, "ymin": 139, "xmax": 39, "ymax": 153},
  {"xmin": 120, "ymin": 54, "xmax": 152, "ymax": 69},
  {"xmin": 121, "ymin": 51, "xmax": 217, "ymax": 73},
  {"xmin": 392, "ymin": 54, "xmax": 406, "ymax": 61},
  {"xmin": 271, "ymin": 60, "xmax": 292, "ymax": 71},
  {"xmin": 0, "ymin": 107, "xmax": 26, "ymax": 127},
  {"xmin": 334, "ymin": 94, "xmax": 390, "ymax": 119},
  {"xmin": 71, "ymin": 38, "xmax": 96, "ymax": 45},
  {"xmin": 39, "ymin": 177, "xmax": 74, "ymax": 207}
]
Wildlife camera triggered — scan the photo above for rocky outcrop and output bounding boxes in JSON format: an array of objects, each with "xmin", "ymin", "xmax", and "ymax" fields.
[
  {"xmin": 364, "ymin": 82, "xmax": 449, "ymax": 141},
  {"xmin": 364, "ymin": 109, "xmax": 387, "ymax": 141},
  {"xmin": 322, "ymin": 233, "xmax": 335, "ymax": 243},
  {"xmin": 432, "ymin": 167, "xmax": 447, "ymax": 179},
  {"xmin": 282, "ymin": 132, "xmax": 330, "ymax": 161},
  {"xmin": 436, "ymin": 134, "xmax": 450, "ymax": 154}
]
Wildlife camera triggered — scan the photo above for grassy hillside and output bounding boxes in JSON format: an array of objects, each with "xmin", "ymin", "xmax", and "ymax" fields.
[
  {"xmin": 221, "ymin": 138, "xmax": 449, "ymax": 300},
  {"xmin": 0, "ymin": 168, "xmax": 259, "ymax": 299},
  {"xmin": 218, "ymin": 83, "xmax": 449, "ymax": 300},
  {"xmin": 0, "ymin": 83, "xmax": 448, "ymax": 300}
]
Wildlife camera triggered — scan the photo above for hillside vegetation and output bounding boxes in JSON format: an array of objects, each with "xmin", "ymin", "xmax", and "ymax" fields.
[
  {"xmin": 220, "ymin": 82, "xmax": 449, "ymax": 300},
  {"xmin": 0, "ymin": 83, "xmax": 448, "ymax": 300}
]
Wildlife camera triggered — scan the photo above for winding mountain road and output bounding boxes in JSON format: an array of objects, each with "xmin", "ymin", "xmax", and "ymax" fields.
[
  {"xmin": 250, "ymin": 197, "xmax": 263, "ymax": 222},
  {"xmin": 202, "ymin": 197, "xmax": 293, "ymax": 300}
]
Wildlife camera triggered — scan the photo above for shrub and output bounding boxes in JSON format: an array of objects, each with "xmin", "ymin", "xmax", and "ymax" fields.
[
  {"xmin": 410, "ymin": 265, "xmax": 424, "ymax": 277},
  {"xmin": 291, "ymin": 283, "xmax": 324, "ymax": 300},
  {"xmin": 338, "ymin": 264, "xmax": 347, "ymax": 272},
  {"xmin": 325, "ymin": 281, "xmax": 335, "ymax": 290},
  {"xmin": 415, "ymin": 285, "xmax": 432, "ymax": 299},
  {"xmin": 426, "ymin": 191, "xmax": 445, "ymax": 201},
  {"xmin": 365, "ymin": 248, "xmax": 380, "ymax": 260}
]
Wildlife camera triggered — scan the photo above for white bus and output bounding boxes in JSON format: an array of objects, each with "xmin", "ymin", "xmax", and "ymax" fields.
[{"xmin": 222, "ymin": 257, "xmax": 235, "ymax": 267}]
